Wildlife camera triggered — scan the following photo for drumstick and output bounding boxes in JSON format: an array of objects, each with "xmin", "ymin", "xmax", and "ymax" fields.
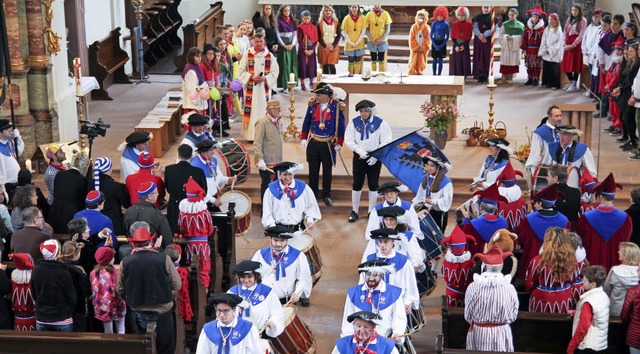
[
  {"xmin": 230, "ymin": 175, "xmax": 236, "ymax": 190},
  {"xmin": 390, "ymin": 332, "xmax": 413, "ymax": 339}
]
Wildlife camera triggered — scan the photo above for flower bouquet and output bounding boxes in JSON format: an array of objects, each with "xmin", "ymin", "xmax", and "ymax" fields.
[
  {"xmin": 420, "ymin": 97, "xmax": 460, "ymax": 132},
  {"xmin": 513, "ymin": 127, "xmax": 532, "ymax": 166}
]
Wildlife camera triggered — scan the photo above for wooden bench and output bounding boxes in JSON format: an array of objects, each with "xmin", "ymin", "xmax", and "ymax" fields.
[
  {"xmin": 89, "ymin": 27, "xmax": 132, "ymax": 100},
  {"xmin": 440, "ymin": 295, "xmax": 627, "ymax": 353},
  {"xmin": 0, "ymin": 323, "xmax": 157, "ymax": 354},
  {"xmin": 174, "ymin": 2, "xmax": 225, "ymax": 72}
]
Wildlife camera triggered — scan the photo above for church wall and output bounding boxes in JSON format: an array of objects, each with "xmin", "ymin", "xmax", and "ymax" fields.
[
  {"xmin": 53, "ymin": 0, "xmax": 78, "ymax": 141},
  {"xmin": 83, "ymin": 0, "xmax": 132, "ymax": 75},
  {"xmin": 223, "ymin": 0, "xmax": 260, "ymax": 27},
  {"xmin": 596, "ymin": 0, "xmax": 633, "ymax": 20}
]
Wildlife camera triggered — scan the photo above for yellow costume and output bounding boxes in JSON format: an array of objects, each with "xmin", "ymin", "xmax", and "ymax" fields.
[
  {"xmin": 341, "ymin": 14, "xmax": 367, "ymax": 74},
  {"xmin": 227, "ymin": 40, "xmax": 244, "ymax": 119},
  {"xmin": 365, "ymin": 9, "xmax": 392, "ymax": 72},
  {"xmin": 408, "ymin": 10, "xmax": 431, "ymax": 75}
]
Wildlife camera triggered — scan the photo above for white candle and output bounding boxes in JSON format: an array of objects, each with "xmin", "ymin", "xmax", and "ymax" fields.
[
  {"xmin": 289, "ymin": 73, "xmax": 295, "ymax": 83},
  {"xmin": 488, "ymin": 75, "xmax": 495, "ymax": 86},
  {"xmin": 25, "ymin": 159, "xmax": 32, "ymax": 172}
]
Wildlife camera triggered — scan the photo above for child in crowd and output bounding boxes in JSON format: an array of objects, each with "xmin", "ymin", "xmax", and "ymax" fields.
[
  {"xmin": 539, "ymin": 13, "xmax": 565, "ymax": 90},
  {"xmin": 297, "ymin": 10, "xmax": 318, "ymax": 90},
  {"xmin": 570, "ymin": 232, "xmax": 589, "ymax": 303},
  {"xmin": 10, "ymin": 253, "xmax": 36, "ymax": 330},
  {"xmin": 61, "ymin": 239, "xmax": 91, "ymax": 332},
  {"xmin": 621, "ymin": 269, "xmax": 640, "ymax": 354},
  {"xmin": 604, "ymin": 242, "xmax": 640, "ymax": 316},
  {"xmin": 497, "ymin": 8, "xmax": 524, "ymax": 85},
  {"xmin": 166, "ymin": 244, "xmax": 193, "ymax": 322},
  {"xmin": 521, "ymin": 5, "xmax": 546, "ymax": 86},
  {"xmin": 605, "ymin": 39, "xmax": 625, "ymax": 136},
  {"xmin": 449, "ymin": 7, "xmax": 472, "ymax": 77},
  {"xmin": 440, "ymin": 225, "xmax": 475, "ymax": 307},
  {"xmin": 90, "ymin": 246, "xmax": 126, "ymax": 334},
  {"xmin": 567, "ymin": 265, "xmax": 609, "ymax": 354},
  {"xmin": 430, "ymin": 6, "xmax": 449, "ymax": 76},
  {"xmin": 408, "ymin": 9, "xmax": 431, "ymax": 76},
  {"xmin": 561, "ymin": 4, "xmax": 588, "ymax": 93}
]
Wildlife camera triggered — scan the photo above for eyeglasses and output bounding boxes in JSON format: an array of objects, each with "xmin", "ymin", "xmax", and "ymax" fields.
[{"xmin": 215, "ymin": 308, "xmax": 233, "ymax": 315}]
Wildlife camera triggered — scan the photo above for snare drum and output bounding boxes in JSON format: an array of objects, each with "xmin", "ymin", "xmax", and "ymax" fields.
[
  {"xmin": 213, "ymin": 139, "xmax": 251, "ymax": 190},
  {"xmin": 415, "ymin": 265, "xmax": 437, "ymax": 297},
  {"xmin": 288, "ymin": 233, "xmax": 324, "ymax": 286},
  {"xmin": 406, "ymin": 304, "xmax": 426, "ymax": 334},
  {"xmin": 416, "ymin": 209, "xmax": 445, "ymax": 262},
  {"xmin": 269, "ymin": 306, "xmax": 317, "ymax": 354},
  {"xmin": 219, "ymin": 190, "xmax": 252, "ymax": 236}
]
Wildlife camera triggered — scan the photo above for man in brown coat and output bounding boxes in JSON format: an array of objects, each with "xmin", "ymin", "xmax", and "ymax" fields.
[
  {"xmin": 10, "ymin": 207, "xmax": 52, "ymax": 264},
  {"xmin": 254, "ymin": 100, "xmax": 284, "ymax": 198}
]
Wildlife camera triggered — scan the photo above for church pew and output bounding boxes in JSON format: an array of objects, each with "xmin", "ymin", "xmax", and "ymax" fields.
[
  {"xmin": 174, "ymin": 2, "xmax": 225, "ymax": 72},
  {"xmin": 440, "ymin": 295, "xmax": 627, "ymax": 353},
  {"xmin": 0, "ymin": 322, "xmax": 157, "ymax": 354},
  {"xmin": 88, "ymin": 27, "xmax": 132, "ymax": 101}
]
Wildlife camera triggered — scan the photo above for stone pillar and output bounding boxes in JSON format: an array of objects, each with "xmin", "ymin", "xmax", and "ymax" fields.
[
  {"xmin": 0, "ymin": 0, "xmax": 35, "ymax": 163},
  {"xmin": 26, "ymin": 0, "xmax": 58, "ymax": 148}
]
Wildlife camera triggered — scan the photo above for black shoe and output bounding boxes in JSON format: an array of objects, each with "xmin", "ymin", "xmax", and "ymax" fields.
[
  {"xmin": 271, "ymin": 90, "xmax": 278, "ymax": 96},
  {"xmin": 623, "ymin": 143, "xmax": 638, "ymax": 151},
  {"xmin": 629, "ymin": 153, "xmax": 640, "ymax": 160},
  {"xmin": 610, "ymin": 129, "xmax": 622, "ymax": 136},
  {"xmin": 324, "ymin": 197, "xmax": 333, "ymax": 206},
  {"xmin": 524, "ymin": 78, "xmax": 533, "ymax": 86},
  {"xmin": 617, "ymin": 137, "xmax": 629, "ymax": 143},
  {"xmin": 348, "ymin": 211, "xmax": 359, "ymax": 223},
  {"xmin": 532, "ymin": 78, "xmax": 539, "ymax": 86},
  {"xmin": 222, "ymin": 130, "xmax": 230, "ymax": 137},
  {"xmin": 603, "ymin": 125, "xmax": 615, "ymax": 132},
  {"xmin": 299, "ymin": 297, "xmax": 310, "ymax": 307}
]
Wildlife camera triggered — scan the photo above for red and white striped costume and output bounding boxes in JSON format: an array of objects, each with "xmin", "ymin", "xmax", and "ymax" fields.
[
  {"xmin": 179, "ymin": 177, "xmax": 216, "ymax": 289},
  {"xmin": 10, "ymin": 253, "xmax": 35, "ymax": 331},
  {"xmin": 525, "ymin": 254, "xmax": 577, "ymax": 313},
  {"xmin": 496, "ymin": 161, "xmax": 527, "ymax": 231},
  {"xmin": 440, "ymin": 225, "xmax": 476, "ymax": 307},
  {"xmin": 464, "ymin": 246, "xmax": 519, "ymax": 352}
]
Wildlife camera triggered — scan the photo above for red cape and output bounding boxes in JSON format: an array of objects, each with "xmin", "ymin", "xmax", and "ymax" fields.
[{"xmin": 576, "ymin": 211, "xmax": 632, "ymax": 271}]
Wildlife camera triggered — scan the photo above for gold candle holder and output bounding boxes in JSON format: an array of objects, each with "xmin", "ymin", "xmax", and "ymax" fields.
[
  {"xmin": 282, "ymin": 82, "xmax": 300, "ymax": 140},
  {"xmin": 480, "ymin": 84, "xmax": 499, "ymax": 143}
]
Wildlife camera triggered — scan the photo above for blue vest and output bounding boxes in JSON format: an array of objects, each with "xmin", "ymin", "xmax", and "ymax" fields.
[
  {"xmin": 185, "ymin": 131, "xmax": 214, "ymax": 144},
  {"xmin": 375, "ymin": 199, "xmax": 412, "ymax": 212},
  {"xmin": 353, "ymin": 115, "xmax": 383, "ymax": 140},
  {"xmin": 190, "ymin": 155, "xmax": 218, "ymax": 179},
  {"xmin": 421, "ymin": 175, "xmax": 452, "ymax": 198},
  {"xmin": 203, "ymin": 318, "xmax": 253, "ymax": 354},
  {"xmin": 526, "ymin": 211, "xmax": 569, "ymax": 242},
  {"xmin": 347, "ymin": 283, "xmax": 403, "ymax": 312},
  {"xmin": 470, "ymin": 215, "xmax": 509, "ymax": 242},
  {"xmin": 122, "ymin": 146, "xmax": 144, "ymax": 163},
  {"xmin": 366, "ymin": 252, "xmax": 409, "ymax": 285},
  {"xmin": 335, "ymin": 335, "xmax": 396, "ymax": 354},
  {"xmin": 0, "ymin": 140, "xmax": 15, "ymax": 158},
  {"xmin": 533, "ymin": 124, "xmax": 559, "ymax": 144},
  {"xmin": 547, "ymin": 141, "xmax": 588, "ymax": 165},
  {"xmin": 480, "ymin": 156, "xmax": 508, "ymax": 178},
  {"xmin": 267, "ymin": 179, "xmax": 307, "ymax": 207},
  {"xmin": 260, "ymin": 246, "xmax": 302, "ymax": 281},
  {"xmin": 584, "ymin": 208, "xmax": 629, "ymax": 241},
  {"xmin": 228, "ymin": 283, "xmax": 273, "ymax": 318}
]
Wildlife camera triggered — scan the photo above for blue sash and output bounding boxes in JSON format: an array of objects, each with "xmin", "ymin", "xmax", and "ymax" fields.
[
  {"xmin": 347, "ymin": 283, "xmax": 402, "ymax": 312},
  {"xmin": 185, "ymin": 131, "xmax": 214, "ymax": 144},
  {"xmin": 375, "ymin": 199, "xmax": 411, "ymax": 211},
  {"xmin": 335, "ymin": 335, "xmax": 396, "ymax": 353},
  {"xmin": 267, "ymin": 179, "xmax": 307, "ymax": 207},
  {"xmin": 190, "ymin": 155, "xmax": 218, "ymax": 179},
  {"xmin": 229, "ymin": 283, "xmax": 273, "ymax": 318},
  {"xmin": 534, "ymin": 125, "xmax": 559, "ymax": 144},
  {"xmin": 548, "ymin": 141, "xmax": 588, "ymax": 164},
  {"xmin": 122, "ymin": 146, "xmax": 143, "ymax": 163},
  {"xmin": 0, "ymin": 140, "xmax": 15, "ymax": 158},
  {"xmin": 260, "ymin": 246, "xmax": 302, "ymax": 281},
  {"xmin": 366, "ymin": 252, "xmax": 409, "ymax": 284},
  {"xmin": 353, "ymin": 115, "xmax": 383, "ymax": 140}
]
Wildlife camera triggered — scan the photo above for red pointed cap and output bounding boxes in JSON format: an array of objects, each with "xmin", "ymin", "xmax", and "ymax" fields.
[
  {"xmin": 10, "ymin": 253, "xmax": 35, "ymax": 270},
  {"xmin": 183, "ymin": 176, "xmax": 205, "ymax": 202},
  {"xmin": 532, "ymin": 183, "xmax": 561, "ymax": 208},
  {"xmin": 473, "ymin": 183, "xmax": 507, "ymax": 206},
  {"xmin": 527, "ymin": 4, "xmax": 547, "ymax": 18},
  {"xmin": 127, "ymin": 228, "xmax": 156, "ymax": 243},
  {"xmin": 580, "ymin": 168, "xmax": 598, "ymax": 193},
  {"xmin": 440, "ymin": 225, "xmax": 476, "ymax": 256},
  {"xmin": 593, "ymin": 173, "xmax": 622, "ymax": 198},
  {"xmin": 474, "ymin": 245, "xmax": 513, "ymax": 265},
  {"xmin": 496, "ymin": 162, "xmax": 523, "ymax": 187}
]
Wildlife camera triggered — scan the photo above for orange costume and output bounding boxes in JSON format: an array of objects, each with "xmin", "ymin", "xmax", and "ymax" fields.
[{"xmin": 408, "ymin": 9, "xmax": 431, "ymax": 75}]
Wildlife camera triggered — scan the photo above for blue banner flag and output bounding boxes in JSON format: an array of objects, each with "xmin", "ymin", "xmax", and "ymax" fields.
[{"xmin": 370, "ymin": 130, "xmax": 450, "ymax": 193}]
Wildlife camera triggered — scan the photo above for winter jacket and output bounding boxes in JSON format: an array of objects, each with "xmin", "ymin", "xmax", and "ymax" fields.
[
  {"xmin": 621, "ymin": 284, "xmax": 640, "ymax": 348},
  {"xmin": 604, "ymin": 264, "xmax": 639, "ymax": 316},
  {"xmin": 30, "ymin": 260, "xmax": 76, "ymax": 323},
  {"xmin": 123, "ymin": 200, "xmax": 173, "ymax": 248}
]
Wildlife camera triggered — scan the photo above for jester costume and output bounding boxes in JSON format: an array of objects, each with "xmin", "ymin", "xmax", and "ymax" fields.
[{"xmin": 10, "ymin": 253, "xmax": 36, "ymax": 331}]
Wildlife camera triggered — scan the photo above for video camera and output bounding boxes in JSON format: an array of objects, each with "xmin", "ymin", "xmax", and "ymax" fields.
[{"xmin": 79, "ymin": 118, "xmax": 110, "ymax": 138}]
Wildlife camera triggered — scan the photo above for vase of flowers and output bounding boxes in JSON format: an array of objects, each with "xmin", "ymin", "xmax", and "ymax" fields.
[{"xmin": 420, "ymin": 97, "xmax": 460, "ymax": 149}]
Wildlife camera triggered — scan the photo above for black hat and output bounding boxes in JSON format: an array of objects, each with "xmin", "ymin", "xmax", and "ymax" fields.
[
  {"xmin": 125, "ymin": 131, "xmax": 152, "ymax": 146},
  {"xmin": 272, "ymin": 161, "xmax": 304, "ymax": 175},
  {"xmin": 233, "ymin": 260, "xmax": 262, "ymax": 274},
  {"xmin": 369, "ymin": 228, "xmax": 401, "ymax": 240},
  {"xmin": 203, "ymin": 43, "xmax": 216, "ymax": 53},
  {"xmin": 264, "ymin": 225, "xmax": 295, "ymax": 239},
  {"xmin": 556, "ymin": 125, "xmax": 583, "ymax": 136},
  {"xmin": 377, "ymin": 181, "xmax": 408, "ymax": 194},
  {"xmin": 377, "ymin": 206, "xmax": 406, "ymax": 218},
  {"xmin": 418, "ymin": 149, "xmax": 452, "ymax": 170},
  {"xmin": 355, "ymin": 99, "xmax": 375, "ymax": 112},
  {"xmin": 357, "ymin": 260, "xmax": 394, "ymax": 274},
  {"xmin": 188, "ymin": 113, "xmax": 209, "ymax": 126},
  {"xmin": 195, "ymin": 139, "xmax": 217, "ymax": 152},
  {"xmin": 0, "ymin": 119, "xmax": 13, "ymax": 132},
  {"xmin": 311, "ymin": 82, "xmax": 333, "ymax": 95},
  {"xmin": 485, "ymin": 138, "xmax": 513, "ymax": 154},
  {"xmin": 347, "ymin": 310, "xmax": 382, "ymax": 324},
  {"xmin": 208, "ymin": 293, "xmax": 243, "ymax": 307}
]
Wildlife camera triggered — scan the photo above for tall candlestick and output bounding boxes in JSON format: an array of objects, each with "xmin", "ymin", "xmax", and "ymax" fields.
[
  {"xmin": 73, "ymin": 57, "xmax": 83, "ymax": 96},
  {"xmin": 488, "ymin": 75, "xmax": 495, "ymax": 86},
  {"xmin": 289, "ymin": 73, "xmax": 295, "ymax": 83}
]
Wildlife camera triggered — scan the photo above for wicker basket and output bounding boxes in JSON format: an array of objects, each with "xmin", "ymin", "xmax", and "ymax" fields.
[{"xmin": 495, "ymin": 121, "xmax": 507, "ymax": 139}]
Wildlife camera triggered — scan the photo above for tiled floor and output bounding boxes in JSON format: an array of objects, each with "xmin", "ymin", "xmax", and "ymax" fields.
[{"xmin": 80, "ymin": 60, "xmax": 638, "ymax": 353}]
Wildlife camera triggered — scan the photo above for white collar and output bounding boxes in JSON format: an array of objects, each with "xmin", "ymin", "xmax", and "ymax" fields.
[
  {"xmin": 545, "ymin": 122, "xmax": 557, "ymax": 130},
  {"xmin": 241, "ymin": 284, "xmax": 257, "ymax": 291},
  {"xmin": 445, "ymin": 250, "xmax": 472, "ymax": 263},
  {"xmin": 217, "ymin": 317, "xmax": 238, "ymax": 328},
  {"xmin": 272, "ymin": 245, "xmax": 290, "ymax": 254},
  {"xmin": 351, "ymin": 336, "xmax": 379, "ymax": 344},
  {"xmin": 376, "ymin": 250, "xmax": 397, "ymax": 259},
  {"xmin": 279, "ymin": 179, "xmax": 297, "ymax": 190}
]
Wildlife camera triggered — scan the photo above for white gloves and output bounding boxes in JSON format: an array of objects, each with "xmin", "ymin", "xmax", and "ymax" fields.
[
  {"xmin": 355, "ymin": 147, "xmax": 368, "ymax": 160},
  {"xmin": 367, "ymin": 157, "xmax": 378, "ymax": 165},
  {"xmin": 12, "ymin": 129, "xmax": 20, "ymax": 139},
  {"xmin": 334, "ymin": 144, "xmax": 341, "ymax": 152},
  {"xmin": 301, "ymin": 139, "xmax": 308, "ymax": 148},
  {"xmin": 257, "ymin": 159, "xmax": 267, "ymax": 171}
]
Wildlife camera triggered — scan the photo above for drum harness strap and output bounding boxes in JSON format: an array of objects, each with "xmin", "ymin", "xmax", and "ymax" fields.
[{"xmin": 555, "ymin": 141, "xmax": 578, "ymax": 166}]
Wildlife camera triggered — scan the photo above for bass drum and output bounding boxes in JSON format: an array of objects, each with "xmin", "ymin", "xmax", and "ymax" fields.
[
  {"xmin": 288, "ymin": 232, "xmax": 324, "ymax": 287},
  {"xmin": 406, "ymin": 304, "xmax": 426, "ymax": 334},
  {"xmin": 416, "ymin": 209, "xmax": 445, "ymax": 262},
  {"xmin": 218, "ymin": 190, "xmax": 252, "ymax": 236},
  {"xmin": 269, "ymin": 306, "xmax": 317, "ymax": 354},
  {"xmin": 531, "ymin": 164, "xmax": 579, "ymax": 195},
  {"xmin": 213, "ymin": 139, "xmax": 251, "ymax": 191}
]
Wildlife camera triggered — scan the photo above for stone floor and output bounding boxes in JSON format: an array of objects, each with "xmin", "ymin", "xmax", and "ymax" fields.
[{"xmin": 80, "ymin": 60, "xmax": 638, "ymax": 354}]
